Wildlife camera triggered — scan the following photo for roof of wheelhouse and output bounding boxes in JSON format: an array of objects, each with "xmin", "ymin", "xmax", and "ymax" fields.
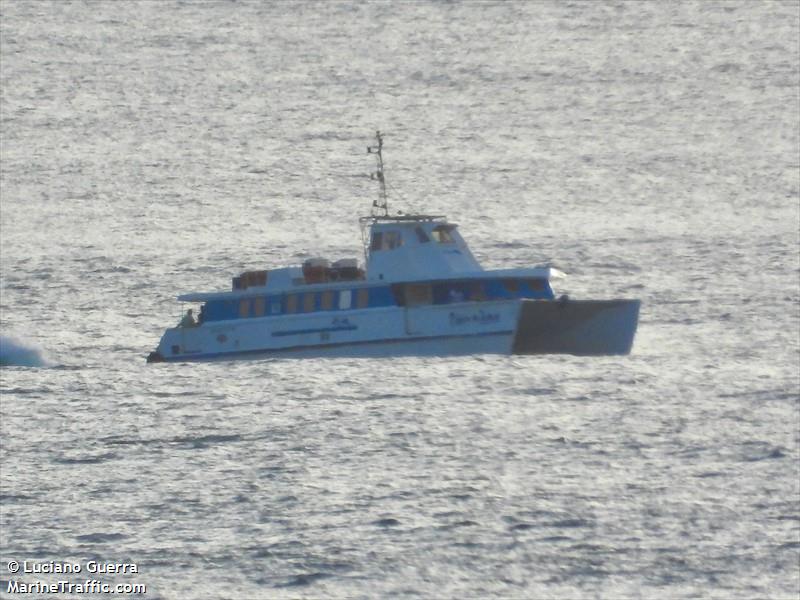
[{"xmin": 360, "ymin": 214, "xmax": 445, "ymax": 223}]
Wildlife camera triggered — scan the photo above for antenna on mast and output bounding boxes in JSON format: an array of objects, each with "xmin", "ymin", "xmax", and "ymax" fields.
[{"xmin": 367, "ymin": 130, "xmax": 388, "ymax": 216}]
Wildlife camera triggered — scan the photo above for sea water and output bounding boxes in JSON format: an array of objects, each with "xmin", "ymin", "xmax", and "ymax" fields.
[{"xmin": 1, "ymin": 1, "xmax": 798, "ymax": 598}]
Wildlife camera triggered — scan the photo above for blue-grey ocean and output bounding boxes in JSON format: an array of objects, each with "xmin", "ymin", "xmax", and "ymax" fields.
[{"xmin": 1, "ymin": 1, "xmax": 799, "ymax": 598}]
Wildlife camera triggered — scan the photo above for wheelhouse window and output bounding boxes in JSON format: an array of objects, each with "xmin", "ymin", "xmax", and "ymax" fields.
[
  {"xmin": 371, "ymin": 230, "xmax": 403, "ymax": 251},
  {"xmin": 415, "ymin": 226, "xmax": 429, "ymax": 243},
  {"xmin": 431, "ymin": 225, "xmax": 455, "ymax": 243}
]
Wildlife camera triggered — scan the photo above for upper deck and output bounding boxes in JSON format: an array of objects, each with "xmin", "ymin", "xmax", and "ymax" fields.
[
  {"xmin": 174, "ymin": 133, "xmax": 564, "ymax": 306},
  {"xmin": 176, "ymin": 215, "xmax": 564, "ymax": 303}
]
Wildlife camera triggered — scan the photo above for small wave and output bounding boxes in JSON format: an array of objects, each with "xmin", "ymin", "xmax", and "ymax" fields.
[
  {"xmin": 373, "ymin": 517, "xmax": 401, "ymax": 528},
  {"xmin": 0, "ymin": 335, "xmax": 50, "ymax": 367},
  {"xmin": 278, "ymin": 572, "xmax": 333, "ymax": 587},
  {"xmin": 75, "ymin": 532, "xmax": 127, "ymax": 543},
  {"xmin": 537, "ymin": 535, "xmax": 573, "ymax": 543},
  {"xmin": 0, "ymin": 493, "xmax": 36, "ymax": 502},
  {"xmin": 711, "ymin": 62, "xmax": 742, "ymax": 73},
  {"xmin": 170, "ymin": 433, "xmax": 244, "ymax": 449},
  {"xmin": 54, "ymin": 453, "xmax": 118, "ymax": 465}
]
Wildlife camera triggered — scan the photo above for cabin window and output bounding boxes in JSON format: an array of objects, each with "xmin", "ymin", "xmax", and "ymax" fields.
[
  {"xmin": 339, "ymin": 289, "xmax": 352, "ymax": 310},
  {"xmin": 504, "ymin": 279, "xmax": 519, "ymax": 294},
  {"xmin": 433, "ymin": 282, "xmax": 466, "ymax": 304},
  {"xmin": 320, "ymin": 291, "xmax": 334, "ymax": 310},
  {"xmin": 254, "ymin": 297, "xmax": 265, "ymax": 317},
  {"xmin": 390, "ymin": 284, "xmax": 404, "ymax": 306},
  {"xmin": 469, "ymin": 282, "xmax": 487, "ymax": 301},
  {"xmin": 446, "ymin": 286, "xmax": 466, "ymax": 303},
  {"xmin": 239, "ymin": 299, "xmax": 251, "ymax": 319},
  {"xmin": 431, "ymin": 225, "xmax": 455, "ymax": 243},
  {"xmin": 221, "ymin": 300, "xmax": 237, "ymax": 320},
  {"xmin": 303, "ymin": 293, "xmax": 315, "ymax": 313},
  {"xmin": 415, "ymin": 226, "xmax": 429, "ymax": 243},
  {"xmin": 371, "ymin": 230, "xmax": 402, "ymax": 251},
  {"xmin": 356, "ymin": 288, "xmax": 369, "ymax": 309},
  {"xmin": 405, "ymin": 284, "xmax": 433, "ymax": 306},
  {"xmin": 270, "ymin": 300, "xmax": 282, "ymax": 314},
  {"xmin": 527, "ymin": 278, "xmax": 545, "ymax": 291},
  {"xmin": 286, "ymin": 294, "xmax": 298, "ymax": 314}
]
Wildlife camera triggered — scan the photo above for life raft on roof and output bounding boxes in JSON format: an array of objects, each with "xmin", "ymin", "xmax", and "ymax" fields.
[
  {"xmin": 303, "ymin": 258, "xmax": 365, "ymax": 284},
  {"xmin": 232, "ymin": 270, "xmax": 267, "ymax": 291}
]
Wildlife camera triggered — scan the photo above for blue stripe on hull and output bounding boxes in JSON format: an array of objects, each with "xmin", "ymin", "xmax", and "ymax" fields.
[{"xmin": 159, "ymin": 330, "xmax": 514, "ymax": 362}]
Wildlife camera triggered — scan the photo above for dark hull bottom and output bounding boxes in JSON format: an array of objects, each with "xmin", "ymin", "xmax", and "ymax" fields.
[{"xmin": 512, "ymin": 299, "xmax": 641, "ymax": 355}]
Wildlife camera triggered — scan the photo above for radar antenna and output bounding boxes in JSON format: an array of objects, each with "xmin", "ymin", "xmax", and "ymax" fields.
[{"xmin": 367, "ymin": 130, "xmax": 388, "ymax": 216}]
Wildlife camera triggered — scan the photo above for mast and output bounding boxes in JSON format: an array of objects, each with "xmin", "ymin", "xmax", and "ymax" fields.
[{"xmin": 367, "ymin": 130, "xmax": 388, "ymax": 216}]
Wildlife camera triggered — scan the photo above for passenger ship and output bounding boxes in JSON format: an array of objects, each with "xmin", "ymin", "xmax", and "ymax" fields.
[{"xmin": 146, "ymin": 133, "xmax": 640, "ymax": 362}]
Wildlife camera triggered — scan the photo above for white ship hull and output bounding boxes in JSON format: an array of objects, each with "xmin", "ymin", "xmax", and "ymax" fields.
[{"xmin": 148, "ymin": 299, "xmax": 639, "ymax": 362}]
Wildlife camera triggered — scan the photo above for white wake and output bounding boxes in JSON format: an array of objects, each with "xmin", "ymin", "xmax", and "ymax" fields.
[{"xmin": 0, "ymin": 335, "xmax": 49, "ymax": 367}]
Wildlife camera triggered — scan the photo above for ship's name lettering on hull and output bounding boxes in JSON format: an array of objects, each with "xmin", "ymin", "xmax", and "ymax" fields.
[{"xmin": 449, "ymin": 310, "xmax": 501, "ymax": 326}]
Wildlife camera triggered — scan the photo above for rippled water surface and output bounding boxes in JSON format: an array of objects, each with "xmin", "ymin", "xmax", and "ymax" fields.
[{"xmin": 1, "ymin": 1, "xmax": 799, "ymax": 598}]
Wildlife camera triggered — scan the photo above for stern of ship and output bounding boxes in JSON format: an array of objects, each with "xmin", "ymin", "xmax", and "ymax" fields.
[{"xmin": 512, "ymin": 298, "xmax": 640, "ymax": 355}]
